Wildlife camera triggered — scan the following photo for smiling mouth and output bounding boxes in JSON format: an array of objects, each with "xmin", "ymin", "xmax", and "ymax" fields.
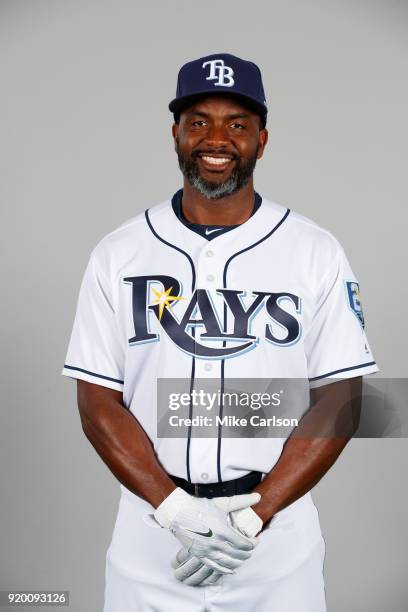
[
  {"xmin": 197, "ymin": 154, "xmax": 235, "ymax": 171},
  {"xmin": 201, "ymin": 155, "xmax": 232, "ymax": 165}
]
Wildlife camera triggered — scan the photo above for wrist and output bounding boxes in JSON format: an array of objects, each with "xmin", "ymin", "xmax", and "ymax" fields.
[
  {"xmin": 153, "ymin": 481, "xmax": 177, "ymax": 508},
  {"xmin": 146, "ymin": 474, "xmax": 177, "ymax": 509},
  {"xmin": 252, "ymin": 501, "xmax": 276, "ymax": 525}
]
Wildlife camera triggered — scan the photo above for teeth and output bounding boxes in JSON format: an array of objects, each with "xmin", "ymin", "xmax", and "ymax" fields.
[{"xmin": 201, "ymin": 156, "xmax": 231, "ymax": 165}]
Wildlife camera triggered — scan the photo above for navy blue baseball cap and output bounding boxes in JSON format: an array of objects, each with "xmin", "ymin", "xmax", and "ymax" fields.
[{"xmin": 169, "ymin": 53, "xmax": 268, "ymax": 126}]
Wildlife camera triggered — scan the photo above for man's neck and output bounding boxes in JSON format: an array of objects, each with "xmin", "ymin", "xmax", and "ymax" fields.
[{"xmin": 181, "ymin": 179, "xmax": 256, "ymax": 226}]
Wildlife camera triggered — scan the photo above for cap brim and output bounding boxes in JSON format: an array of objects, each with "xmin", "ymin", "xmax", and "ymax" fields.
[{"xmin": 169, "ymin": 90, "xmax": 267, "ymax": 121}]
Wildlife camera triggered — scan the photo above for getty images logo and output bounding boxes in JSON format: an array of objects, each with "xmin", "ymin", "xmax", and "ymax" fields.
[{"xmin": 202, "ymin": 59, "xmax": 235, "ymax": 87}]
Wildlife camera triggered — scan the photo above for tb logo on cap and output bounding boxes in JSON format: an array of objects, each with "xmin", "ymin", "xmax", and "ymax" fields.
[{"xmin": 202, "ymin": 59, "xmax": 235, "ymax": 87}]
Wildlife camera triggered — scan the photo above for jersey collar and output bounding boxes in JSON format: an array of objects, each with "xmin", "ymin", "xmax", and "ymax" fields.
[
  {"xmin": 146, "ymin": 193, "xmax": 290, "ymax": 258},
  {"xmin": 171, "ymin": 188, "xmax": 263, "ymax": 242}
]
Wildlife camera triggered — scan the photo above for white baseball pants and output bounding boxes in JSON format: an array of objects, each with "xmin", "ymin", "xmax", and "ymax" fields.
[{"xmin": 103, "ymin": 488, "xmax": 327, "ymax": 612}]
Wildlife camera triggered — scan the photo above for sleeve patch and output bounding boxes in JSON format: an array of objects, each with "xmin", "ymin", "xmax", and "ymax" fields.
[{"xmin": 345, "ymin": 281, "xmax": 365, "ymax": 329}]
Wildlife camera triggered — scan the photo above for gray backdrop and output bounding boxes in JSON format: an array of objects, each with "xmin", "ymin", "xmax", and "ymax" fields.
[{"xmin": 1, "ymin": 1, "xmax": 407, "ymax": 610}]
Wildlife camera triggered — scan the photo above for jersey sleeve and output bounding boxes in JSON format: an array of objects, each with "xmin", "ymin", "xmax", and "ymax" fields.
[
  {"xmin": 304, "ymin": 243, "xmax": 379, "ymax": 387},
  {"xmin": 61, "ymin": 249, "xmax": 125, "ymax": 392}
]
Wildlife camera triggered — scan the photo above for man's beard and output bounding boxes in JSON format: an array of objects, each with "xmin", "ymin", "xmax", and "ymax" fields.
[{"xmin": 176, "ymin": 141, "xmax": 259, "ymax": 200}]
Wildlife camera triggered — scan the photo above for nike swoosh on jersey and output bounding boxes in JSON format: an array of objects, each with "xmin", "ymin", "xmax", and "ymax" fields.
[
  {"xmin": 205, "ymin": 227, "xmax": 223, "ymax": 235},
  {"xmin": 185, "ymin": 527, "xmax": 213, "ymax": 537}
]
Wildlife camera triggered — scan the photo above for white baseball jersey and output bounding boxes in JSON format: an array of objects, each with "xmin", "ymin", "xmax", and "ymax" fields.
[{"xmin": 62, "ymin": 194, "xmax": 378, "ymax": 485}]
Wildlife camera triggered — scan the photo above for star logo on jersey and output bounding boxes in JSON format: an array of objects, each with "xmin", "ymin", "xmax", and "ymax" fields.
[
  {"xmin": 124, "ymin": 275, "xmax": 302, "ymax": 359},
  {"xmin": 150, "ymin": 286, "xmax": 186, "ymax": 321}
]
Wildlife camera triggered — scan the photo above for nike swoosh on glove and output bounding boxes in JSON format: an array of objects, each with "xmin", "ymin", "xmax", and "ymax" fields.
[
  {"xmin": 154, "ymin": 488, "xmax": 261, "ymax": 575},
  {"xmin": 171, "ymin": 493, "xmax": 263, "ymax": 586}
]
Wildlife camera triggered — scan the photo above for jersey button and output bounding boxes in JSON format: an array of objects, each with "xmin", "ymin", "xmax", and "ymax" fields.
[
  {"xmin": 206, "ymin": 274, "xmax": 215, "ymax": 282},
  {"xmin": 206, "ymin": 250, "xmax": 214, "ymax": 257},
  {"xmin": 201, "ymin": 473, "xmax": 209, "ymax": 480},
  {"xmin": 204, "ymin": 362, "xmax": 212, "ymax": 372}
]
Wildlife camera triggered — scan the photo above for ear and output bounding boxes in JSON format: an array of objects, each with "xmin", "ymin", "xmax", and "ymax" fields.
[
  {"xmin": 172, "ymin": 123, "xmax": 179, "ymax": 152},
  {"xmin": 257, "ymin": 128, "xmax": 268, "ymax": 160}
]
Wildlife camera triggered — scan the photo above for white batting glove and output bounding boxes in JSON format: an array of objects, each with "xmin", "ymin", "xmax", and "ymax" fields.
[
  {"xmin": 154, "ymin": 488, "xmax": 261, "ymax": 575},
  {"xmin": 172, "ymin": 508, "xmax": 264, "ymax": 586},
  {"xmin": 230, "ymin": 504, "xmax": 263, "ymax": 538},
  {"xmin": 169, "ymin": 492, "xmax": 263, "ymax": 586},
  {"xmin": 171, "ymin": 547, "xmax": 223, "ymax": 586}
]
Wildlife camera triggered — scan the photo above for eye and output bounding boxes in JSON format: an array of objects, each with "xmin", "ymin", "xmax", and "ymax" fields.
[
  {"xmin": 230, "ymin": 122, "xmax": 245, "ymax": 130},
  {"xmin": 191, "ymin": 120, "xmax": 207, "ymax": 127}
]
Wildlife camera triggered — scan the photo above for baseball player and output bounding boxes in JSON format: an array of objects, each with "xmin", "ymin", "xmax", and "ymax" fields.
[{"xmin": 62, "ymin": 53, "xmax": 378, "ymax": 611}]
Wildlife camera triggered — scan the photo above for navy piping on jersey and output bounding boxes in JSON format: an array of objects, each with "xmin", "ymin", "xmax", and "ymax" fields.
[
  {"xmin": 144, "ymin": 209, "xmax": 196, "ymax": 289},
  {"xmin": 145, "ymin": 208, "xmax": 197, "ymax": 483},
  {"xmin": 309, "ymin": 361, "xmax": 377, "ymax": 382},
  {"xmin": 145, "ymin": 205, "xmax": 291, "ymax": 484},
  {"xmin": 63, "ymin": 365, "xmax": 124, "ymax": 385},
  {"xmin": 217, "ymin": 208, "xmax": 291, "ymax": 483},
  {"xmin": 186, "ymin": 325, "xmax": 197, "ymax": 483}
]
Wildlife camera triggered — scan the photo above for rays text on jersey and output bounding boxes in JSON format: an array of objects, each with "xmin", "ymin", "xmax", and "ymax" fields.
[{"xmin": 123, "ymin": 275, "xmax": 302, "ymax": 359}]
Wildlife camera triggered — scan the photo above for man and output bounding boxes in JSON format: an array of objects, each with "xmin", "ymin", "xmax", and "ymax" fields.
[{"xmin": 62, "ymin": 53, "xmax": 378, "ymax": 611}]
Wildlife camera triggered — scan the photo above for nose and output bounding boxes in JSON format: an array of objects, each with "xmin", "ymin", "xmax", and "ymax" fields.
[{"xmin": 204, "ymin": 123, "xmax": 230, "ymax": 148}]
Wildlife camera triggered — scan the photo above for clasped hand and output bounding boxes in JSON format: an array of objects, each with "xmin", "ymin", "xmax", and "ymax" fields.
[{"xmin": 154, "ymin": 488, "xmax": 263, "ymax": 587}]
